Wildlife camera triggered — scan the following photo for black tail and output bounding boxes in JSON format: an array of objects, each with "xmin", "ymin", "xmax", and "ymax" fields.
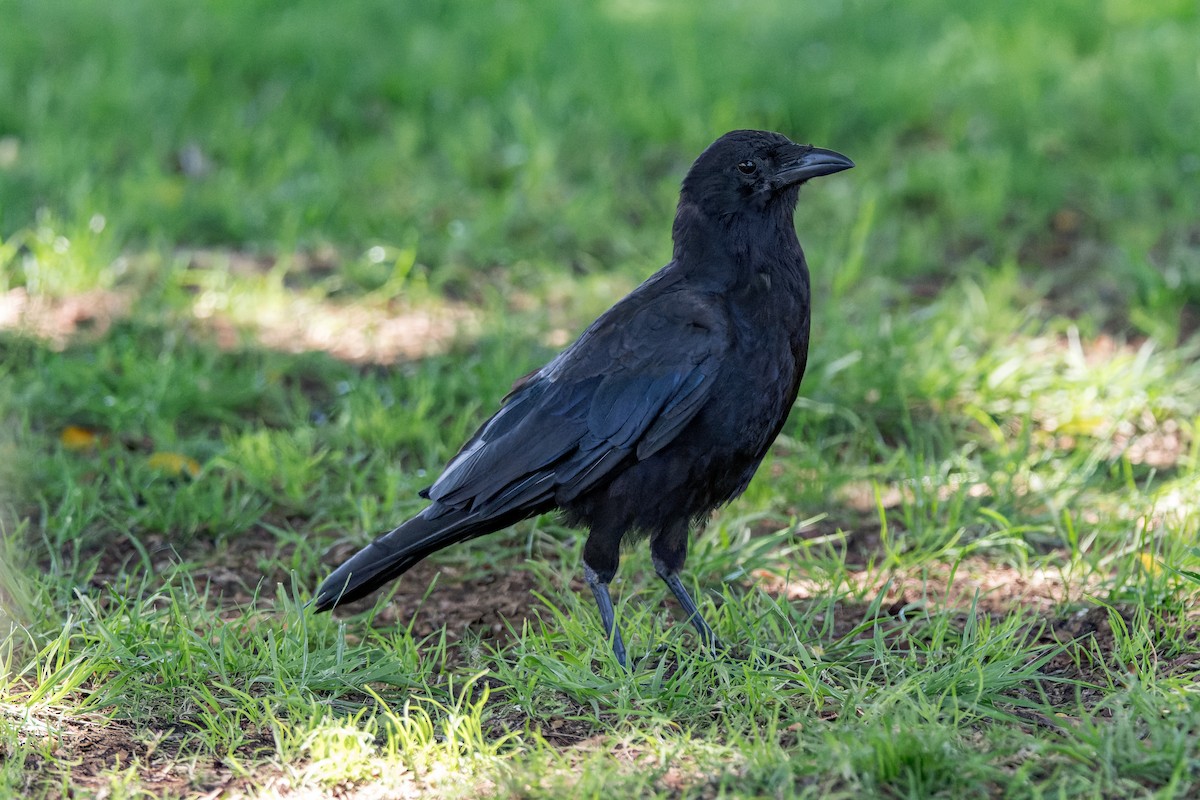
[{"xmin": 313, "ymin": 507, "xmax": 501, "ymax": 611}]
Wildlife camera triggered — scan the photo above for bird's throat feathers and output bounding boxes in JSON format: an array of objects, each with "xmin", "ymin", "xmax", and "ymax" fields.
[{"xmin": 670, "ymin": 196, "xmax": 805, "ymax": 285}]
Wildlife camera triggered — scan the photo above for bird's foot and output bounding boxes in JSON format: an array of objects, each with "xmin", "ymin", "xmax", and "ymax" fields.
[{"xmin": 585, "ymin": 564, "xmax": 629, "ymax": 670}]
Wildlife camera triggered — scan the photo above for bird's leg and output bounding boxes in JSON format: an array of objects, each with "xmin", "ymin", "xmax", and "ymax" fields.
[
  {"xmin": 584, "ymin": 563, "xmax": 627, "ymax": 668},
  {"xmin": 654, "ymin": 558, "xmax": 723, "ymax": 653}
]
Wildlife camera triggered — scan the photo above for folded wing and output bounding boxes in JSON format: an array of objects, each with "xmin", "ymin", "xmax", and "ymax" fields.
[{"xmin": 425, "ymin": 288, "xmax": 728, "ymax": 519}]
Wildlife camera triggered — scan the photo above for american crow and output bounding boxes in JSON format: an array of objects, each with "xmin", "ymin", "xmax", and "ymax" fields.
[{"xmin": 315, "ymin": 130, "xmax": 853, "ymax": 666}]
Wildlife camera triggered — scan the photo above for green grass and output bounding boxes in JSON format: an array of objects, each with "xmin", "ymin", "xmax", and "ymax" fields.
[{"xmin": 3, "ymin": 0, "xmax": 1200, "ymax": 797}]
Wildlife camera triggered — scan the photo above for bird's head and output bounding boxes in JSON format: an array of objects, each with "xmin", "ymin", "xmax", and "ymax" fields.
[{"xmin": 679, "ymin": 130, "xmax": 853, "ymax": 220}]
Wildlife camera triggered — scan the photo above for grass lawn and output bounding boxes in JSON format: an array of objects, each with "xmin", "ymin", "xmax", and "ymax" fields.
[{"xmin": 3, "ymin": 0, "xmax": 1200, "ymax": 797}]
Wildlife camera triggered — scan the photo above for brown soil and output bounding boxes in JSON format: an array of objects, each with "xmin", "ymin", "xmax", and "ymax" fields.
[
  {"xmin": 6, "ymin": 709, "xmax": 278, "ymax": 799},
  {"xmin": 0, "ymin": 287, "xmax": 132, "ymax": 347},
  {"xmin": 0, "ymin": 264, "xmax": 473, "ymax": 365}
]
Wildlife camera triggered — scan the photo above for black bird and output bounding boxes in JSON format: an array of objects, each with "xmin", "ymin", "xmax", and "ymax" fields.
[{"xmin": 315, "ymin": 130, "xmax": 853, "ymax": 666}]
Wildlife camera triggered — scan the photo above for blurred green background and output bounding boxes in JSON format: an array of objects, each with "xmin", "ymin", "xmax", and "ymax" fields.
[{"xmin": 3, "ymin": 0, "xmax": 1196, "ymax": 320}]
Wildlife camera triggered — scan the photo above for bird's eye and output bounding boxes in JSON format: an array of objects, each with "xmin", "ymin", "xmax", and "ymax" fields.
[{"xmin": 737, "ymin": 160, "xmax": 757, "ymax": 175}]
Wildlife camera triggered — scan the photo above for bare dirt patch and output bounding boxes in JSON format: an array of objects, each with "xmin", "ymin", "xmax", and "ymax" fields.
[
  {"xmin": 0, "ymin": 287, "xmax": 132, "ymax": 347},
  {"xmin": 756, "ymin": 556, "xmax": 1096, "ymax": 618},
  {"xmin": 2, "ymin": 251, "xmax": 478, "ymax": 365},
  {"xmin": 181, "ymin": 247, "xmax": 478, "ymax": 364},
  {"xmin": 198, "ymin": 298, "xmax": 473, "ymax": 366},
  {"xmin": 81, "ymin": 526, "xmax": 553, "ymax": 655},
  {"xmin": 320, "ymin": 551, "xmax": 553, "ymax": 647},
  {"xmin": 6, "ymin": 706, "xmax": 277, "ymax": 799}
]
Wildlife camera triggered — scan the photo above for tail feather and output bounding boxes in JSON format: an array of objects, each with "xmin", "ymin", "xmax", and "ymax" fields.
[
  {"xmin": 314, "ymin": 509, "xmax": 486, "ymax": 611},
  {"xmin": 314, "ymin": 503, "xmax": 540, "ymax": 609}
]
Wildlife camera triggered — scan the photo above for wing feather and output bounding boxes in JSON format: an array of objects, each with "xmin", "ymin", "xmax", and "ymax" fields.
[{"xmin": 423, "ymin": 284, "xmax": 727, "ymax": 518}]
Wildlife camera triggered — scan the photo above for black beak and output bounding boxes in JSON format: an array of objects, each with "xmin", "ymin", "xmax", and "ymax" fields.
[{"xmin": 773, "ymin": 146, "xmax": 855, "ymax": 187}]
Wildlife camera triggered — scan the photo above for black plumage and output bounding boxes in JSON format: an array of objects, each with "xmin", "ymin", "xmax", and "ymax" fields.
[{"xmin": 315, "ymin": 130, "xmax": 853, "ymax": 666}]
